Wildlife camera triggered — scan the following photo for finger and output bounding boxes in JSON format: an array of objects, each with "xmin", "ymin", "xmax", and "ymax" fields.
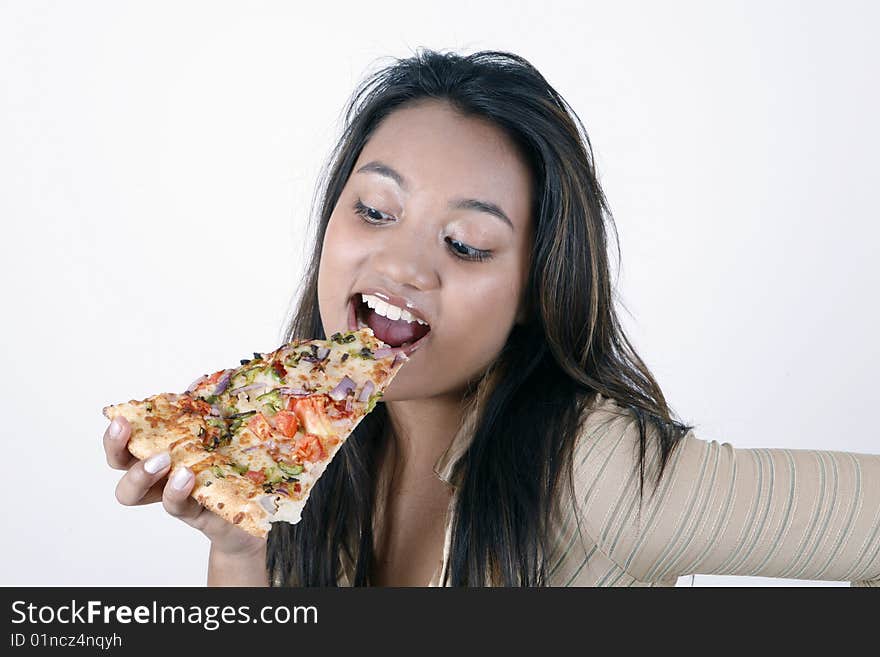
[
  {"xmin": 104, "ymin": 416, "xmax": 137, "ymax": 470},
  {"xmin": 114, "ymin": 451, "xmax": 171, "ymax": 506},
  {"xmin": 161, "ymin": 467, "xmax": 209, "ymax": 530},
  {"xmin": 129, "ymin": 478, "xmax": 167, "ymax": 506}
]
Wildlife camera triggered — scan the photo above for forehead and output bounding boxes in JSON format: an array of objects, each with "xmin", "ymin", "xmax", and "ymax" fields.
[{"xmin": 356, "ymin": 100, "xmax": 533, "ymax": 227}]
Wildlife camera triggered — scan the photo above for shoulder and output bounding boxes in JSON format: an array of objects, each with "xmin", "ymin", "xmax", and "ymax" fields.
[
  {"xmin": 574, "ymin": 394, "xmax": 668, "ymax": 468},
  {"xmin": 571, "ymin": 392, "xmax": 696, "ymax": 502},
  {"xmin": 575, "ymin": 392, "xmax": 638, "ymax": 441},
  {"xmin": 567, "ymin": 394, "xmax": 704, "ymax": 581}
]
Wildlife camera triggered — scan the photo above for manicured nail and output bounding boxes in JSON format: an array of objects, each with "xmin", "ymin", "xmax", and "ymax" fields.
[
  {"xmin": 108, "ymin": 417, "xmax": 124, "ymax": 440},
  {"xmin": 170, "ymin": 468, "xmax": 193, "ymax": 491},
  {"xmin": 144, "ymin": 452, "xmax": 171, "ymax": 474}
]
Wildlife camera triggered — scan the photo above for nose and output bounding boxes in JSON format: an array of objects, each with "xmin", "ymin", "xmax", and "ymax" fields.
[{"xmin": 367, "ymin": 220, "xmax": 440, "ymax": 292}]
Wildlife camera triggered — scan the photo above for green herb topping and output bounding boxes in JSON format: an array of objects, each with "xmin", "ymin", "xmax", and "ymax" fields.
[{"xmin": 279, "ymin": 462, "xmax": 304, "ymax": 479}]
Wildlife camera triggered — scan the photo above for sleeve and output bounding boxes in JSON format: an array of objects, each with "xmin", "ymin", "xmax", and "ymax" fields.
[{"xmin": 572, "ymin": 396, "xmax": 880, "ymax": 586}]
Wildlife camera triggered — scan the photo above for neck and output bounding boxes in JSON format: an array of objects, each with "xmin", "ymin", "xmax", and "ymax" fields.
[{"xmin": 382, "ymin": 393, "xmax": 467, "ymax": 480}]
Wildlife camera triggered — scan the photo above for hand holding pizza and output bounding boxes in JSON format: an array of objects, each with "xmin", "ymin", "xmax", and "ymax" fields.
[
  {"xmin": 101, "ymin": 328, "xmax": 408, "ymax": 581},
  {"xmin": 102, "ymin": 414, "xmax": 266, "ymax": 559}
]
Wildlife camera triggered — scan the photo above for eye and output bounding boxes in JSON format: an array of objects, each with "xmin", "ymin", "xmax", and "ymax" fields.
[
  {"xmin": 445, "ymin": 236, "xmax": 493, "ymax": 262},
  {"xmin": 353, "ymin": 199, "xmax": 394, "ymax": 224},
  {"xmin": 354, "ymin": 198, "xmax": 493, "ymax": 262}
]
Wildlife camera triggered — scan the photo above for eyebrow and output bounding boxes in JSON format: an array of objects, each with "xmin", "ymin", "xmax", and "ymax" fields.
[{"xmin": 355, "ymin": 160, "xmax": 514, "ymax": 231}]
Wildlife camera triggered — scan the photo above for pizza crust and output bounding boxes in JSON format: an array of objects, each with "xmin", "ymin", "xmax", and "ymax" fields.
[
  {"xmin": 102, "ymin": 393, "xmax": 206, "ymax": 461},
  {"xmin": 190, "ymin": 467, "xmax": 275, "ymax": 538}
]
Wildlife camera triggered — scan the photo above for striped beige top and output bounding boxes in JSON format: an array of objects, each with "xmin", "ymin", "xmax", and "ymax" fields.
[{"xmin": 340, "ymin": 393, "xmax": 880, "ymax": 586}]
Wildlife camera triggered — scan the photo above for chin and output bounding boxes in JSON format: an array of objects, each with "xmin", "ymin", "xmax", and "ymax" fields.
[{"xmin": 380, "ymin": 372, "xmax": 441, "ymax": 403}]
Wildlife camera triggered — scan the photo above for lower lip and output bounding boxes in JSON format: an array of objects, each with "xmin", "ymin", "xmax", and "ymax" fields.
[{"xmin": 347, "ymin": 295, "xmax": 431, "ymax": 358}]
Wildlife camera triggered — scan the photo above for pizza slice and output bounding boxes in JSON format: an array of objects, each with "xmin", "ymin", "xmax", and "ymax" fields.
[{"xmin": 103, "ymin": 327, "xmax": 407, "ymax": 537}]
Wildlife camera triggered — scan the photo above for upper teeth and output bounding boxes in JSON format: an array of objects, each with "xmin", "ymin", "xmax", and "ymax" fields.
[{"xmin": 361, "ymin": 294, "xmax": 428, "ymax": 325}]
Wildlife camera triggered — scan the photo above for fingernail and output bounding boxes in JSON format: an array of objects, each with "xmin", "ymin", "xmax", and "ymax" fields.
[
  {"xmin": 143, "ymin": 452, "xmax": 171, "ymax": 474},
  {"xmin": 170, "ymin": 468, "xmax": 193, "ymax": 491},
  {"xmin": 108, "ymin": 417, "xmax": 123, "ymax": 440}
]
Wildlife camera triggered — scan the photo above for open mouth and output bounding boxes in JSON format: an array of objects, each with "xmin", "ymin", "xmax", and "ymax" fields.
[{"xmin": 347, "ymin": 294, "xmax": 432, "ymax": 356}]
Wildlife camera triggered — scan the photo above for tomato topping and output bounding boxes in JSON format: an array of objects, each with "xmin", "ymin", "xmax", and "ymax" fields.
[
  {"xmin": 245, "ymin": 470, "xmax": 266, "ymax": 484},
  {"xmin": 294, "ymin": 433, "xmax": 326, "ymax": 463},
  {"xmin": 205, "ymin": 370, "xmax": 226, "ymax": 385},
  {"xmin": 293, "ymin": 482, "xmax": 302, "ymax": 493},
  {"xmin": 272, "ymin": 361, "xmax": 287, "ymax": 379},
  {"xmin": 327, "ymin": 396, "xmax": 356, "ymax": 419},
  {"xmin": 179, "ymin": 396, "xmax": 211, "ymax": 416},
  {"xmin": 290, "ymin": 396, "xmax": 334, "ymax": 436},
  {"xmin": 247, "ymin": 413, "xmax": 274, "ymax": 441},
  {"xmin": 273, "ymin": 411, "xmax": 299, "ymax": 438}
]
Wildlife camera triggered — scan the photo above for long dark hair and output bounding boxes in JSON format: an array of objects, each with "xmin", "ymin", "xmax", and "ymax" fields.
[{"xmin": 267, "ymin": 48, "xmax": 693, "ymax": 586}]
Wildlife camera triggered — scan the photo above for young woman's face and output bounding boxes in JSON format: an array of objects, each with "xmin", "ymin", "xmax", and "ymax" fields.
[{"xmin": 317, "ymin": 99, "xmax": 534, "ymax": 401}]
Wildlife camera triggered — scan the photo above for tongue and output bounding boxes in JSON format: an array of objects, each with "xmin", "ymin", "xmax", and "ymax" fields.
[{"xmin": 365, "ymin": 308, "xmax": 430, "ymax": 347}]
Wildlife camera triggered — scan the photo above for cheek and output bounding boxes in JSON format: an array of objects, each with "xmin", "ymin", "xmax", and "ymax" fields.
[
  {"xmin": 323, "ymin": 215, "xmax": 358, "ymax": 265},
  {"xmin": 439, "ymin": 274, "xmax": 520, "ymax": 351},
  {"xmin": 320, "ymin": 216, "xmax": 364, "ymax": 285},
  {"xmin": 317, "ymin": 216, "xmax": 361, "ymax": 324}
]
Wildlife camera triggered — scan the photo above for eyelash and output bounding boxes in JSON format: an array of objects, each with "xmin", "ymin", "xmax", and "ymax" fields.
[{"xmin": 352, "ymin": 199, "xmax": 493, "ymax": 262}]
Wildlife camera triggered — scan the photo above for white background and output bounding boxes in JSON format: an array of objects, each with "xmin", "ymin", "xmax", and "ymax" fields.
[{"xmin": 1, "ymin": 0, "xmax": 877, "ymax": 587}]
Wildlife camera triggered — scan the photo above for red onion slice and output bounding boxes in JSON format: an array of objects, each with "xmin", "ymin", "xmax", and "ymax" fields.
[
  {"xmin": 277, "ymin": 387, "xmax": 310, "ymax": 397},
  {"xmin": 357, "ymin": 380, "xmax": 375, "ymax": 402},
  {"xmin": 373, "ymin": 347, "xmax": 395, "ymax": 359},
  {"xmin": 258, "ymin": 495, "xmax": 278, "ymax": 514},
  {"xmin": 214, "ymin": 370, "xmax": 233, "ymax": 395},
  {"xmin": 328, "ymin": 376, "xmax": 356, "ymax": 401},
  {"xmin": 315, "ymin": 347, "xmax": 330, "ymax": 360},
  {"xmin": 185, "ymin": 374, "xmax": 207, "ymax": 394}
]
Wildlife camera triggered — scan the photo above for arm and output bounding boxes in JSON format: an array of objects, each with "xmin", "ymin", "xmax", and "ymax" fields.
[
  {"xmin": 207, "ymin": 543, "xmax": 269, "ymax": 587},
  {"xmin": 573, "ymin": 396, "xmax": 880, "ymax": 585}
]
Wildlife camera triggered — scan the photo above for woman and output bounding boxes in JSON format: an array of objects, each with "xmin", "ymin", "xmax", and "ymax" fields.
[{"xmin": 103, "ymin": 49, "xmax": 880, "ymax": 586}]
